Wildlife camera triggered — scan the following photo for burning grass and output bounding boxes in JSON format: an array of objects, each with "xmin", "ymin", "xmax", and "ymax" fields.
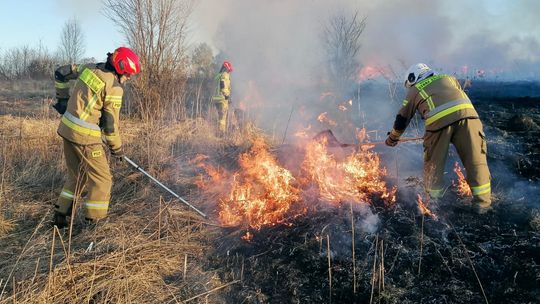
[{"xmin": 195, "ymin": 134, "xmax": 395, "ymax": 233}]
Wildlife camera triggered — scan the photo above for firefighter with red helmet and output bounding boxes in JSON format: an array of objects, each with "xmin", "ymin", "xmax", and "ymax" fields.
[
  {"xmin": 385, "ymin": 63, "xmax": 491, "ymax": 214},
  {"xmin": 52, "ymin": 47, "xmax": 141, "ymax": 228},
  {"xmin": 212, "ymin": 61, "xmax": 233, "ymax": 134}
]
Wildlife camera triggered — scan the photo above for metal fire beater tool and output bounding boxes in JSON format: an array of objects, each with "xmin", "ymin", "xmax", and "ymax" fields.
[
  {"xmin": 313, "ymin": 129, "xmax": 423, "ymax": 148},
  {"xmin": 123, "ymin": 156, "xmax": 208, "ymax": 218}
]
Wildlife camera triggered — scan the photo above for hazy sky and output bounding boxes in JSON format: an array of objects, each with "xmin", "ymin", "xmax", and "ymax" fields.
[{"xmin": 1, "ymin": 0, "xmax": 539, "ymax": 78}]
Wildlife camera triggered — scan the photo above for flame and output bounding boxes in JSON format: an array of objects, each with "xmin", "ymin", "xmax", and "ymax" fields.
[
  {"xmin": 197, "ymin": 138, "xmax": 302, "ymax": 229},
  {"xmin": 241, "ymin": 231, "xmax": 253, "ymax": 241},
  {"xmin": 453, "ymin": 162, "xmax": 472, "ymax": 197},
  {"xmin": 317, "ymin": 112, "xmax": 337, "ymax": 126},
  {"xmin": 358, "ymin": 65, "xmax": 389, "ymax": 82},
  {"xmin": 294, "ymin": 124, "xmax": 312, "ymax": 138},
  {"xmin": 337, "ymin": 100, "xmax": 352, "ymax": 112},
  {"xmin": 301, "ymin": 138, "xmax": 396, "ymax": 205},
  {"xmin": 195, "ymin": 134, "xmax": 397, "ymax": 235},
  {"xmin": 417, "ymin": 194, "xmax": 437, "ymax": 219}
]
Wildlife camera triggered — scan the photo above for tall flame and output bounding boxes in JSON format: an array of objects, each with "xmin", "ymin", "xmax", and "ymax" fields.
[
  {"xmin": 301, "ymin": 138, "xmax": 396, "ymax": 205},
  {"xmin": 197, "ymin": 139, "xmax": 302, "ymax": 229}
]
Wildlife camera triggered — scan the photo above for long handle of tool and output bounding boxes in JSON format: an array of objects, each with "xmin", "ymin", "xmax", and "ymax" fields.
[
  {"xmin": 341, "ymin": 137, "xmax": 424, "ymax": 147},
  {"xmin": 123, "ymin": 156, "xmax": 207, "ymax": 218}
]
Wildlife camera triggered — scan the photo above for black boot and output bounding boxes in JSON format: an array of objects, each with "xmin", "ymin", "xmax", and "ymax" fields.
[{"xmin": 52, "ymin": 212, "xmax": 69, "ymax": 229}]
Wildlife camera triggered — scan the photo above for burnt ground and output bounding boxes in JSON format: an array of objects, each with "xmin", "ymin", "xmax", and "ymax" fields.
[{"xmin": 203, "ymin": 81, "xmax": 540, "ymax": 303}]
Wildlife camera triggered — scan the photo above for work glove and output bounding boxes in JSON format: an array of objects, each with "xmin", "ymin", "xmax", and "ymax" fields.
[
  {"xmin": 110, "ymin": 148, "xmax": 124, "ymax": 162},
  {"xmin": 52, "ymin": 98, "xmax": 68, "ymax": 114},
  {"xmin": 385, "ymin": 131, "xmax": 400, "ymax": 147}
]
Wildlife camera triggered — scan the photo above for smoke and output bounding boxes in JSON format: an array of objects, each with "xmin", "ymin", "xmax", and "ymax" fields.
[{"xmin": 192, "ymin": 0, "xmax": 540, "ymax": 140}]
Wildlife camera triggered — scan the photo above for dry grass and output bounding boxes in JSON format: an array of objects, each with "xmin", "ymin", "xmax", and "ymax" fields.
[{"xmin": 0, "ymin": 104, "xmax": 254, "ymax": 303}]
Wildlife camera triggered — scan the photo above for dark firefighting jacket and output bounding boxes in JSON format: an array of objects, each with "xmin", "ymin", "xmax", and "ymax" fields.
[
  {"xmin": 55, "ymin": 63, "xmax": 123, "ymax": 153},
  {"xmin": 391, "ymin": 74, "xmax": 479, "ymax": 137}
]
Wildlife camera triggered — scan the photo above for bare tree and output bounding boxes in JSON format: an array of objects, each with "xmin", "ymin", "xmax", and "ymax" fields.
[
  {"xmin": 322, "ymin": 11, "xmax": 366, "ymax": 96},
  {"xmin": 59, "ymin": 18, "xmax": 86, "ymax": 64},
  {"xmin": 104, "ymin": 0, "xmax": 195, "ymax": 121}
]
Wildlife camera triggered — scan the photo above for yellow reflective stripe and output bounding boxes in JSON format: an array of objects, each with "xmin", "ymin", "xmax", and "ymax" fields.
[
  {"xmin": 105, "ymin": 96, "xmax": 122, "ymax": 109},
  {"xmin": 80, "ymin": 94, "xmax": 98, "ymax": 121},
  {"xmin": 471, "ymin": 182, "xmax": 490, "ymax": 196},
  {"xmin": 415, "ymin": 74, "xmax": 446, "ymax": 90},
  {"xmin": 61, "ymin": 115, "xmax": 101, "ymax": 137},
  {"xmin": 104, "ymin": 95, "xmax": 122, "ymax": 101},
  {"xmin": 55, "ymin": 81, "xmax": 70, "ymax": 89},
  {"xmin": 425, "ymin": 104, "xmax": 475, "ymax": 126},
  {"xmin": 79, "ymin": 68, "xmax": 105, "ymax": 93},
  {"xmin": 84, "ymin": 200, "xmax": 109, "ymax": 210},
  {"xmin": 60, "ymin": 189, "xmax": 74, "ymax": 199},
  {"xmin": 419, "ymin": 90, "xmax": 435, "ymax": 110},
  {"xmin": 402, "ymin": 99, "xmax": 409, "ymax": 107},
  {"xmin": 104, "ymin": 134, "xmax": 119, "ymax": 141}
]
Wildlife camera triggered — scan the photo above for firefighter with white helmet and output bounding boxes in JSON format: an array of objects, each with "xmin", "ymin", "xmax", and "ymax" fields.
[
  {"xmin": 52, "ymin": 47, "xmax": 141, "ymax": 227},
  {"xmin": 212, "ymin": 61, "xmax": 233, "ymax": 134},
  {"xmin": 386, "ymin": 63, "xmax": 492, "ymax": 214}
]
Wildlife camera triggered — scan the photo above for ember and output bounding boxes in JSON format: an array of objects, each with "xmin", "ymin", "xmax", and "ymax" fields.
[
  {"xmin": 317, "ymin": 112, "xmax": 337, "ymax": 126},
  {"xmin": 453, "ymin": 162, "xmax": 472, "ymax": 197},
  {"xmin": 416, "ymin": 194, "xmax": 437, "ymax": 219}
]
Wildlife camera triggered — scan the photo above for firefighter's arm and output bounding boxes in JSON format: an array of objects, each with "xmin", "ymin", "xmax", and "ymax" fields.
[
  {"xmin": 386, "ymin": 89, "xmax": 418, "ymax": 146},
  {"xmin": 221, "ymin": 73, "xmax": 231, "ymax": 99},
  {"xmin": 100, "ymin": 86, "xmax": 124, "ymax": 156},
  {"xmin": 53, "ymin": 64, "xmax": 83, "ymax": 114}
]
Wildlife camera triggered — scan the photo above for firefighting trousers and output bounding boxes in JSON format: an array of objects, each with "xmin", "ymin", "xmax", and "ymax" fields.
[
  {"xmin": 55, "ymin": 139, "xmax": 113, "ymax": 220},
  {"xmin": 423, "ymin": 118, "xmax": 491, "ymax": 207},
  {"xmin": 214, "ymin": 100, "xmax": 229, "ymax": 132}
]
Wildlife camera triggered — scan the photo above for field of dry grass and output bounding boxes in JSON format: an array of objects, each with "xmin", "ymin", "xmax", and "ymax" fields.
[{"xmin": 0, "ymin": 83, "xmax": 261, "ymax": 303}]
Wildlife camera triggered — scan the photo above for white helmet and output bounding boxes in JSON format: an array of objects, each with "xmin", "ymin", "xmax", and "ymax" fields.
[{"xmin": 404, "ymin": 63, "xmax": 435, "ymax": 88}]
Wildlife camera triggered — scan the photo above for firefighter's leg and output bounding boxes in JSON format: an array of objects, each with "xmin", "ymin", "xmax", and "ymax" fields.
[
  {"xmin": 56, "ymin": 139, "xmax": 83, "ymax": 217},
  {"xmin": 452, "ymin": 119, "xmax": 491, "ymax": 212},
  {"xmin": 214, "ymin": 100, "xmax": 228, "ymax": 133},
  {"xmin": 82, "ymin": 145, "xmax": 112, "ymax": 220},
  {"xmin": 423, "ymin": 127, "xmax": 452, "ymax": 199}
]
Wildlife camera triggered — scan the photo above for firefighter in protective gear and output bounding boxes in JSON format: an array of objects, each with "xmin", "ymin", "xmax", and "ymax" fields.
[
  {"xmin": 53, "ymin": 47, "xmax": 141, "ymax": 228},
  {"xmin": 385, "ymin": 63, "xmax": 491, "ymax": 214},
  {"xmin": 212, "ymin": 61, "xmax": 232, "ymax": 133}
]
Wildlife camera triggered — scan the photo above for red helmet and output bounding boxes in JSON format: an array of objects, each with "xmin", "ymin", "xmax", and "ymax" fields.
[
  {"xmin": 222, "ymin": 61, "xmax": 233, "ymax": 72},
  {"xmin": 111, "ymin": 47, "xmax": 141, "ymax": 75}
]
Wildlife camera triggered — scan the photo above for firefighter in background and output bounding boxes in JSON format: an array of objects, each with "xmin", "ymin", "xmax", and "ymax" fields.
[
  {"xmin": 212, "ymin": 61, "xmax": 233, "ymax": 134},
  {"xmin": 385, "ymin": 63, "xmax": 492, "ymax": 214},
  {"xmin": 52, "ymin": 47, "xmax": 141, "ymax": 228}
]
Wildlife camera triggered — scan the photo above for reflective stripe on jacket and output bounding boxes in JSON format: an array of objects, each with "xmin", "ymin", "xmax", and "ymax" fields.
[
  {"xmin": 212, "ymin": 71, "xmax": 230, "ymax": 102},
  {"xmin": 56, "ymin": 63, "xmax": 123, "ymax": 151},
  {"xmin": 394, "ymin": 74, "xmax": 479, "ymax": 132}
]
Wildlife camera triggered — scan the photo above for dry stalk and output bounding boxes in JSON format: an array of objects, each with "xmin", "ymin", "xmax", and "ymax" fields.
[
  {"xmin": 449, "ymin": 221, "xmax": 489, "ymax": 304},
  {"xmin": 327, "ymin": 234, "xmax": 332, "ymax": 304},
  {"xmin": 54, "ymin": 225, "xmax": 79, "ymax": 299},
  {"xmin": 350, "ymin": 202, "xmax": 357, "ymax": 294},
  {"xmin": 418, "ymin": 212, "xmax": 425, "ymax": 275},
  {"xmin": 48, "ymin": 227, "xmax": 56, "ymax": 299},
  {"xmin": 380, "ymin": 239, "xmax": 385, "ymax": 292},
  {"xmin": 183, "ymin": 253, "xmax": 188, "ymax": 281},
  {"xmin": 0, "ymin": 211, "xmax": 48, "ymax": 300},
  {"xmin": 370, "ymin": 234, "xmax": 379, "ymax": 304},
  {"xmin": 183, "ymin": 280, "xmax": 240, "ymax": 302}
]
